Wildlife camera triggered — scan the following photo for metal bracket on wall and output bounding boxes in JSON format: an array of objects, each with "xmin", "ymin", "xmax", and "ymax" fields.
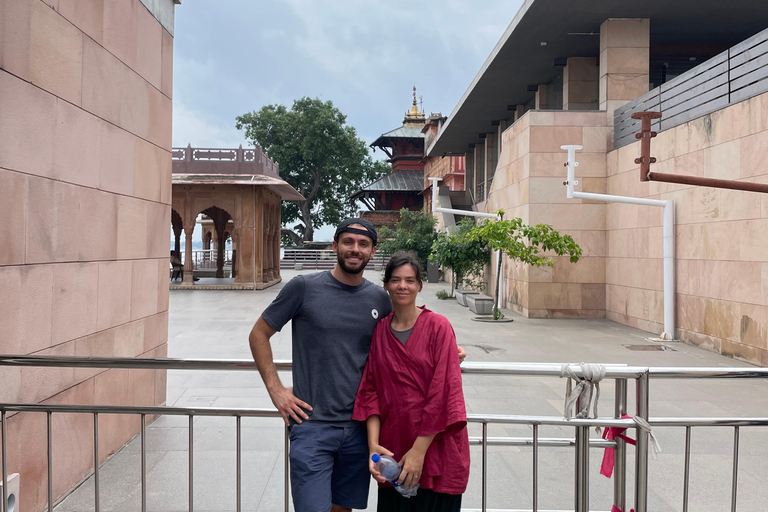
[{"xmin": 633, "ymin": 111, "xmax": 768, "ymax": 194}]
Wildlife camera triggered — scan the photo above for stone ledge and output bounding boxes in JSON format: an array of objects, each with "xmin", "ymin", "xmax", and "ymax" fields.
[{"xmin": 170, "ymin": 276, "xmax": 281, "ymax": 291}]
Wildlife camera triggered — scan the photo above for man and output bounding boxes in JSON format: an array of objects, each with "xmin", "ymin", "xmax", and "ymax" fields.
[{"xmin": 249, "ymin": 218, "xmax": 464, "ymax": 512}]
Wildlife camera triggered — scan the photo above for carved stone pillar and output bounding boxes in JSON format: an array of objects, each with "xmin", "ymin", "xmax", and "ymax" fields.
[
  {"xmin": 183, "ymin": 226, "xmax": 194, "ymax": 284},
  {"xmin": 264, "ymin": 208, "xmax": 274, "ymax": 281},
  {"xmin": 274, "ymin": 207, "xmax": 281, "ymax": 279},
  {"xmin": 171, "ymin": 210, "xmax": 183, "ymax": 255},
  {"xmin": 231, "ymin": 229, "xmax": 239, "ymax": 280}
]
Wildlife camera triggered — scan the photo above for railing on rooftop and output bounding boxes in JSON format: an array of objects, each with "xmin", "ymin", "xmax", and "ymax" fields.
[
  {"xmin": 614, "ymin": 27, "xmax": 768, "ymax": 148},
  {"xmin": 1, "ymin": 356, "xmax": 767, "ymax": 512},
  {"xmin": 172, "ymin": 145, "xmax": 280, "ymax": 177}
]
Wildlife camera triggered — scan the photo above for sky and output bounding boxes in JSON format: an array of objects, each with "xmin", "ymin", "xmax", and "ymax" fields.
[{"xmin": 171, "ymin": 0, "xmax": 521, "ymax": 241}]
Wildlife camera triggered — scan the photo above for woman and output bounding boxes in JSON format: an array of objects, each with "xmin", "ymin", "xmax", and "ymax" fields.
[{"xmin": 352, "ymin": 253, "xmax": 470, "ymax": 511}]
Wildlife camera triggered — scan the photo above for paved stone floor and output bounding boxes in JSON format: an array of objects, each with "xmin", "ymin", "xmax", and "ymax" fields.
[{"xmin": 56, "ymin": 270, "xmax": 768, "ymax": 512}]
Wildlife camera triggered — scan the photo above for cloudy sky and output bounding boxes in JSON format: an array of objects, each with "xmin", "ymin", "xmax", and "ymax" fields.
[{"xmin": 172, "ymin": 0, "xmax": 521, "ymax": 239}]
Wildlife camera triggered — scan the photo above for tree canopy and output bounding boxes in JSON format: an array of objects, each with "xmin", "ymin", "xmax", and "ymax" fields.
[
  {"xmin": 236, "ymin": 97, "xmax": 389, "ymax": 242},
  {"xmin": 377, "ymin": 208, "xmax": 437, "ymax": 270},
  {"xmin": 464, "ymin": 213, "xmax": 582, "ymax": 267}
]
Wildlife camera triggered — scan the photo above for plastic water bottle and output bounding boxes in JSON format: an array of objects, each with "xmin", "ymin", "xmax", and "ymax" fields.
[{"xmin": 371, "ymin": 454, "xmax": 419, "ymax": 498}]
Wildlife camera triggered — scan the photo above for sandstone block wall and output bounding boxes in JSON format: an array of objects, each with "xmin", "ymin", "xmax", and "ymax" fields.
[
  {"xmin": 0, "ymin": 0, "xmax": 173, "ymax": 509},
  {"xmin": 485, "ymin": 111, "xmax": 610, "ymax": 318},
  {"xmin": 607, "ymin": 93, "xmax": 768, "ymax": 365},
  {"xmin": 482, "ymin": 94, "xmax": 768, "ymax": 366}
]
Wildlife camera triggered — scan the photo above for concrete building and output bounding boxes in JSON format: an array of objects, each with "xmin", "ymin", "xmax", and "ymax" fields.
[
  {"xmin": 427, "ymin": 0, "xmax": 768, "ymax": 365},
  {"xmin": 0, "ymin": 0, "xmax": 178, "ymax": 509}
]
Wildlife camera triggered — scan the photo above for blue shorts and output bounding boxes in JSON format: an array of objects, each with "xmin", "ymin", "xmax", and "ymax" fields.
[{"xmin": 288, "ymin": 422, "xmax": 370, "ymax": 512}]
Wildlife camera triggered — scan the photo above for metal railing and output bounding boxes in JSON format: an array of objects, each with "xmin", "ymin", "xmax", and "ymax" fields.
[
  {"xmin": 1, "ymin": 356, "xmax": 767, "ymax": 512},
  {"xmin": 280, "ymin": 249, "xmax": 389, "ymax": 270},
  {"xmin": 614, "ymin": 26, "xmax": 768, "ymax": 148},
  {"xmin": 179, "ymin": 249, "xmax": 233, "ymax": 269}
]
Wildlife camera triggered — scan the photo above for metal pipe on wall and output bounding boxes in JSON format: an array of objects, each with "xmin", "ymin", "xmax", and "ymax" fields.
[
  {"xmin": 562, "ymin": 145, "xmax": 675, "ymax": 340},
  {"xmin": 428, "ymin": 177, "xmax": 503, "ymax": 311}
]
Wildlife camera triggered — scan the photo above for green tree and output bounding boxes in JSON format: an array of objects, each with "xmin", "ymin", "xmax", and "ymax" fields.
[
  {"xmin": 430, "ymin": 219, "xmax": 490, "ymax": 296},
  {"xmin": 236, "ymin": 97, "xmax": 389, "ymax": 242},
  {"xmin": 378, "ymin": 208, "xmax": 437, "ymax": 270},
  {"xmin": 463, "ymin": 210, "xmax": 582, "ymax": 319}
]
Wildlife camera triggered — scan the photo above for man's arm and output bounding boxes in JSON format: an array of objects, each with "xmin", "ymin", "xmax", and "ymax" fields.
[{"xmin": 248, "ymin": 316, "xmax": 312, "ymax": 426}]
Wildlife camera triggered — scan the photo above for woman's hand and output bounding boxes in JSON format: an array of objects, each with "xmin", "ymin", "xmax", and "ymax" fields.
[
  {"xmin": 397, "ymin": 446, "xmax": 427, "ymax": 489},
  {"xmin": 368, "ymin": 444, "xmax": 394, "ymax": 484}
]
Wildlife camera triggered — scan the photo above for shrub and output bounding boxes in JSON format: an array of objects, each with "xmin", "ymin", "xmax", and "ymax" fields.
[
  {"xmin": 378, "ymin": 208, "xmax": 437, "ymax": 271},
  {"xmin": 429, "ymin": 219, "xmax": 490, "ymax": 296}
]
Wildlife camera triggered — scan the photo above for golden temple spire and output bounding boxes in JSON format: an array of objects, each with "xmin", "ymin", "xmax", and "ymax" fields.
[{"xmin": 404, "ymin": 85, "xmax": 426, "ymax": 126}]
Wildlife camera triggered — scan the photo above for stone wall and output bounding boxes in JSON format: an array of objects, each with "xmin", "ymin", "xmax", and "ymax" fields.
[
  {"xmin": 0, "ymin": 0, "xmax": 173, "ymax": 509},
  {"xmin": 606, "ymin": 93, "xmax": 768, "ymax": 365},
  {"xmin": 423, "ymin": 154, "xmax": 464, "ymax": 190},
  {"xmin": 482, "ymin": 95, "xmax": 768, "ymax": 365},
  {"xmin": 485, "ymin": 110, "xmax": 610, "ymax": 318},
  {"xmin": 360, "ymin": 210, "xmax": 402, "ymax": 230}
]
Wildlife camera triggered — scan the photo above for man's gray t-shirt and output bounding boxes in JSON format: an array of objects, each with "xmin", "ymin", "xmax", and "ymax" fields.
[{"xmin": 261, "ymin": 271, "xmax": 393, "ymax": 425}]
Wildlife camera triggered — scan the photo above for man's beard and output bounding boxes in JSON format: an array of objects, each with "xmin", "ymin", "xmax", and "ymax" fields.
[{"xmin": 337, "ymin": 252, "xmax": 369, "ymax": 274}]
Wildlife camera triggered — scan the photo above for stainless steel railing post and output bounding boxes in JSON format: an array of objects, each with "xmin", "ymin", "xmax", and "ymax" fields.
[
  {"xmin": 532, "ymin": 424, "xmax": 539, "ymax": 512},
  {"xmin": 2, "ymin": 410, "xmax": 7, "ymax": 512},
  {"xmin": 94, "ymin": 412, "xmax": 100, "ymax": 512},
  {"xmin": 731, "ymin": 426, "xmax": 740, "ymax": 512},
  {"xmin": 284, "ymin": 427, "xmax": 290, "ymax": 512},
  {"xmin": 189, "ymin": 415, "xmax": 194, "ymax": 512},
  {"xmin": 683, "ymin": 426, "xmax": 691, "ymax": 512},
  {"xmin": 574, "ymin": 425, "xmax": 590, "ymax": 512},
  {"xmin": 47, "ymin": 411, "xmax": 53, "ymax": 512},
  {"xmin": 236, "ymin": 416, "xmax": 241, "ymax": 512},
  {"xmin": 482, "ymin": 421, "xmax": 488, "ymax": 512},
  {"xmin": 141, "ymin": 414, "xmax": 147, "ymax": 512},
  {"xmin": 614, "ymin": 378, "xmax": 628, "ymax": 511},
  {"xmin": 634, "ymin": 371, "xmax": 650, "ymax": 512}
]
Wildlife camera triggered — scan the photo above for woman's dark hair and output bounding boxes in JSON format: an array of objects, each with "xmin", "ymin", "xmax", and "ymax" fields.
[{"xmin": 383, "ymin": 252, "xmax": 423, "ymax": 284}]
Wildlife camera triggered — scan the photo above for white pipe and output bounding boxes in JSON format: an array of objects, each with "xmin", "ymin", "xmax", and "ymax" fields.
[
  {"xmin": 662, "ymin": 200, "xmax": 675, "ymax": 340},
  {"xmin": 428, "ymin": 177, "xmax": 503, "ymax": 311},
  {"xmin": 574, "ymin": 191, "xmax": 667, "ymax": 208},
  {"xmin": 561, "ymin": 146, "xmax": 675, "ymax": 340}
]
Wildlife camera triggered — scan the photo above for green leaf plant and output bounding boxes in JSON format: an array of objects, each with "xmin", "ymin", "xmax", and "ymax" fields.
[
  {"xmin": 429, "ymin": 219, "xmax": 490, "ymax": 297},
  {"xmin": 461, "ymin": 209, "xmax": 582, "ymax": 319}
]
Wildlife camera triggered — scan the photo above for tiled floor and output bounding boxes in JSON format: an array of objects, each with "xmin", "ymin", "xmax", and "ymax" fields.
[{"xmin": 56, "ymin": 269, "xmax": 768, "ymax": 512}]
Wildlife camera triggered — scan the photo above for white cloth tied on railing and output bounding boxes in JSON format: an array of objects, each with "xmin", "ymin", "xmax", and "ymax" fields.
[
  {"xmin": 632, "ymin": 415, "xmax": 662, "ymax": 459},
  {"xmin": 561, "ymin": 363, "xmax": 607, "ymax": 432}
]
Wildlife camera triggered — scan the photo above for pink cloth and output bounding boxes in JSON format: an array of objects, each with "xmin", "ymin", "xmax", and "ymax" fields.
[
  {"xmin": 600, "ymin": 414, "xmax": 636, "ymax": 478},
  {"xmin": 611, "ymin": 506, "xmax": 634, "ymax": 512},
  {"xmin": 352, "ymin": 307, "xmax": 470, "ymax": 494}
]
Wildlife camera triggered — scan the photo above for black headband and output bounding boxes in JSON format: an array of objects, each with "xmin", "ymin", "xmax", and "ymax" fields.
[{"xmin": 334, "ymin": 219, "xmax": 377, "ymax": 245}]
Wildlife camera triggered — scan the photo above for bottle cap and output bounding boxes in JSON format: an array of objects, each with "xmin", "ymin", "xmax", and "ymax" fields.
[{"xmin": 371, "ymin": 454, "xmax": 381, "ymax": 463}]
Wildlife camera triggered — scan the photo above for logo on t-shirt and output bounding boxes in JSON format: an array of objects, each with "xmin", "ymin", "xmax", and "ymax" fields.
[{"xmin": 371, "ymin": 309, "xmax": 379, "ymax": 319}]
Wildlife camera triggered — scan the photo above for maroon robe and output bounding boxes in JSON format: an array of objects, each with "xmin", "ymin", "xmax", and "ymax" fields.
[{"xmin": 352, "ymin": 307, "xmax": 470, "ymax": 494}]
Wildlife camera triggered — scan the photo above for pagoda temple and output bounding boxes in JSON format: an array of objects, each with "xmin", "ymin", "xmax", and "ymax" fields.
[{"xmin": 352, "ymin": 87, "xmax": 426, "ymax": 228}]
